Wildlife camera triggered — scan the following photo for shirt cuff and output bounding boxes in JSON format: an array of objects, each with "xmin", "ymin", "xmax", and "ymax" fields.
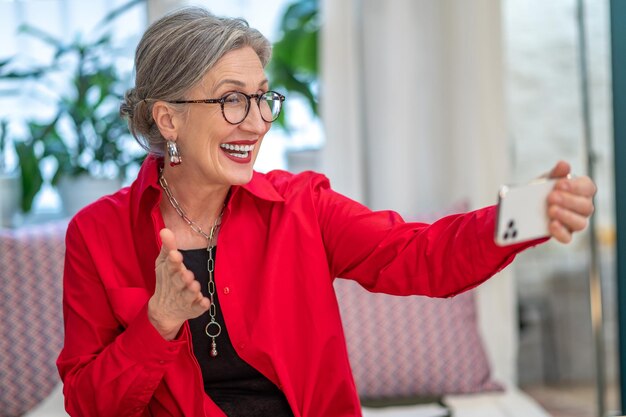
[
  {"xmin": 117, "ymin": 302, "xmax": 186, "ymax": 367},
  {"xmin": 475, "ymin": 205, "xmax": 549, "ymax": 278}
]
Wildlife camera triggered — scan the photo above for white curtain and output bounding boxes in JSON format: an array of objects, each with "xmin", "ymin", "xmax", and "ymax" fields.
[
  {"xmin": 321, "ymin": 0, "xmax": 510, "ymax": 213},
  {"xmin": 321, "ymin": 0, "xmax": 518, "ymax": 387}
]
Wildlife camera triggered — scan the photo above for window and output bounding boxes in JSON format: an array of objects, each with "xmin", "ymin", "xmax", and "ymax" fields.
[{"xmin": 0, "ymin": 0, "xmax": 322, "ymax": 220}]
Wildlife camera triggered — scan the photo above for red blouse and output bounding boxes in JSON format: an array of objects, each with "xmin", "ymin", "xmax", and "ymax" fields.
[{"xmin": 57, "ymin": 155, "xmax": 539, "ymax": 416}]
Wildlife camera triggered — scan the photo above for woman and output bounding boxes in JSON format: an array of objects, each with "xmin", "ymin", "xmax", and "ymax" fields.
[{"xmin": 57, "ymin": 6, "xmax": 596, "ymax": 417}]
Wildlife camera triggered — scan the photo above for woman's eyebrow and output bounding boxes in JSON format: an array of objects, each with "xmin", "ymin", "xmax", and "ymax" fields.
[
  {"xmin": 214, "ymin": 79, "xmax": 246, "ymax": 91},
  {"xmin": 213, "ymin": 78, "xmax": 269, "ymax": 92}
]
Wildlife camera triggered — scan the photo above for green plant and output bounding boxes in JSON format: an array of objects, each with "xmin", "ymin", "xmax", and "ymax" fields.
[
  {"xmin": 267, "ymin": 0, "xmax": 320, "ymax": 130},
  {"xmin": 0, "ymin": 0, "xmax": 145, "ymax": 211},
  {"xmin": 0, "ymin": 119, "xmax": 8, "ymax": 173},
  {"xmin": 0, "ymin": 119, "xmax": 42, "ymax": 213},
  {"xmin": 14, "ymin": 128, "xmax": 44, "ymax": 213},
  {"xmin": 0, "ymin": 59, "xmax": 46, "ymax": 212}
]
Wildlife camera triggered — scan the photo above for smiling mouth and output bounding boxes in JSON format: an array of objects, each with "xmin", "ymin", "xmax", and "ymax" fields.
[{"xmin": 219, "ymin": 143, "xmax": 256, "ymax": 159}]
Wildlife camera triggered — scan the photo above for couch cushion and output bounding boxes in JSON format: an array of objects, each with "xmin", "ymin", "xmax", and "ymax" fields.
[
  {"xmin": 335, "ymin": 278, "xmax": 503, "ymax": 400},
  {"xmin": 0, "ymin": 222, "xmax": 67, "ymax": 417}
]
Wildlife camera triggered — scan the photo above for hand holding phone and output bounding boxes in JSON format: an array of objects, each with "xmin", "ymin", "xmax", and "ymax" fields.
[{"xmin": 494, "ymin": 179, "xmax": 556, "ymax": 246}]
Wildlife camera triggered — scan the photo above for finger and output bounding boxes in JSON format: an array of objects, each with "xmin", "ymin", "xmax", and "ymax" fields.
[
  {"xmin": 169, "ymin": 266, "xmax": 193, "ymax": 290},
  {"xmin": 197, "ymin": 297, "xmax": 211, "ymax": 311},
  {"xmin": 190, "ymin": 295, "xmax": 211, "ymax": 314},
  {"xmin": 160, "ymin": 228, "xmax": 178, "ymax": 253},
  {"xmin": 185, "ymin": 279, "xmax": 209, "ymax": 308},
  {"xmin": 185, "ymin": 278, "xmax": 210, "ymax": 313},
  {"xmin": 185, "ymin": 283, "xmax": 210, "ymax": 317},
  {"xmin": 162, "ymin": 249, "xmax": 187, "ymax": 289},
  {"xmin": 156, "ymin": 228, "xmax": 179, "ymax": 266},
  {"xmin": 548, "ymin": 205, "xmax": 589, "ymax": 232},
  {"xmin": 547, "ymin": 189, "xmax": 595, "ymax": 218},
  {"xmin": 555, "ymin": 175, "xmax": 597, "ymax": 198},
  {"xmin": 186, "ymin": 279, "xmax": 203, "ymax": 298},
  {"xmin": 196, "ymin": 297, "xmax": 211, "ymax": 312},
  {"xmin": 549, "ymin": 219, "xmax": 573, "ymax": 244},
  {"xmin": 160, "ymin": 232, "xmax": 188, "ymax": 282},
  {"xmin": 546, "ymin": 160, "xmax": 571, "ymax": 179}
]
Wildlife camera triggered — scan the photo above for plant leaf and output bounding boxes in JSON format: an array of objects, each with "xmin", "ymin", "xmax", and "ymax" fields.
[
  {"xmin": 267, "ymin": 0, "xmax": 320, "ymax": 129},
  {"xmin": 18, "ymin": 24, "xmax": 65, "ymax": 49},
  {"xmin": 14, "ymin": 141, "xmax": 43, "ymax": 213},
  {"xmin": 98, "ymin": 0, "xmax": 144, "ymax": 27}
]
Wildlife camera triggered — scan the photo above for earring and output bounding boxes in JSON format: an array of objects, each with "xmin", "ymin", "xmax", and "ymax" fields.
[{"xmin": 166, "ymin": 140, "xmax": 181, "ymax": 166}]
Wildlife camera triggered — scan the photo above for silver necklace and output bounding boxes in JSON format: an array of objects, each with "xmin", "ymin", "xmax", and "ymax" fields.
[{"xmin": 159, "ymin": 173, "xmax": 226, "ymax": 358}]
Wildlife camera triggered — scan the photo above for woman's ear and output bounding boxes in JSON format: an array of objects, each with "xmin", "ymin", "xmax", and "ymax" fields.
[{"xmin": 152, "ymin": 101, "xmax": 179, "ymax": 140}]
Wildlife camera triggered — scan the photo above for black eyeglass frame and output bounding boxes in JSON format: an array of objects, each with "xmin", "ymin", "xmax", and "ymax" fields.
[{"xmin": 168, "ymin": 90, "xmax": 286, "ymax": 125}]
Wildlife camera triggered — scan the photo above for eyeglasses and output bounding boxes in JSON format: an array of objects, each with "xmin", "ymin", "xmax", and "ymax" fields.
[{"xmin": 168, "ymin": 90, "xmax": 285, "ymax": 125}]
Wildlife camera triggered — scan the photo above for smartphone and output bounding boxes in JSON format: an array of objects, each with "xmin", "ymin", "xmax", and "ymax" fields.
[{"xmin": 494, "ymin": 178, "xmax": 556, "ymax": 246}]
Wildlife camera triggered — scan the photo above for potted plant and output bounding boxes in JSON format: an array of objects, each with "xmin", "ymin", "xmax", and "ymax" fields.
[
  {"xmin": 0, "ymin": 56, "xmax": 47, "ymax": 218},
  {"xmin": 267, "ymin": 0, "xmax": 321, "ymax": 172},
  {"xmin": 23, "ymin": 26, "xmax": 142, "ymax": 214},
  {"xmin": 2, "ymin": 0, "xmax": 144, "ymax": 216},
  {"xmin": 267, "ymin": 0, "xmax": 320, "ymax": 130},
  {"xmin": 0, "ymin": 120, "xmax": 22, "ymax": 227}
]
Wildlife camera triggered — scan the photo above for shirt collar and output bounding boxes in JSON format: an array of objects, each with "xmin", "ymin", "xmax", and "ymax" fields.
[
  {"xmin": 240, "ymin": 171, "xmax": 285, "ymax": 203},
  {"xmin": 134, "ymin": 154, "xmax": 161, "ymax": 198},
  {"xmin": 131, "ymin": 155, "xmax": 284, "ymax": 220}
]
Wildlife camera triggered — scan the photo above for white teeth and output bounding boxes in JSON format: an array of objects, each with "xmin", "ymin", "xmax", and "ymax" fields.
[
  {"xmin": 220, "ymin": 143, "xmax": 254, "ymax": 160},
  {"xmin": 230, "ymin": 151, "xmax": 249, "ymax": 158},
  {"xmin": 220, "ymin": 143, "xmax": 255, "ymax": 152}
]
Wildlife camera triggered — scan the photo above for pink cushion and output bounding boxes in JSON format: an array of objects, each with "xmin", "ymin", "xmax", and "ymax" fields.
[
  {"xmin": 0, "ymin": 222, "xmax": 67, "ymax": 417},
  {"xmin": 335, "ymin": 281, "xmax": 503, "ymax": 399}
]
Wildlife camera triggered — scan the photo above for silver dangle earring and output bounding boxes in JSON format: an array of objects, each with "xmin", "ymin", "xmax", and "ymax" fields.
[{"xmin": 166, "ymin": 140, "xmax": 181, "ymax": 166}]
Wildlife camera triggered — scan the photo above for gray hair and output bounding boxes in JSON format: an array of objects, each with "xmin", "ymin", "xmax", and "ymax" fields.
[{"xmin": 120, "ymin": 7, "xmax": 272, "ymax": 155}]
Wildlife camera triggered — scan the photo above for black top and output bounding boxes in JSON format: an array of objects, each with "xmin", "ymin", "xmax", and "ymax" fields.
[{"xmin": 181, "ymin": 248, "xmax": 293, "ymax": 417}]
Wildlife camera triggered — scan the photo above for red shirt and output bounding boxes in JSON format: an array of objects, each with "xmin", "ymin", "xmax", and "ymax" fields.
[{"xmin": 57, "ymin": 155, "xmax": 537, "ymax": 416}]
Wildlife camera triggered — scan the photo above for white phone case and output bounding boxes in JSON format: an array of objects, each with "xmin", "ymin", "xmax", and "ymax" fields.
[{"xmin": 495, "ymin": 178, "xmax": 556, "ymax": 246}]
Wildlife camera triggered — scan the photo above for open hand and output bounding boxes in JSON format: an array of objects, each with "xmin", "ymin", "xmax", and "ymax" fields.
[
  {"xmin": 545, "ymin": 161, "xmax": 597, "ymax": 243},
  {"xmin": 148, "ymin": 228, "xmax": 210, "ymax": 340}
]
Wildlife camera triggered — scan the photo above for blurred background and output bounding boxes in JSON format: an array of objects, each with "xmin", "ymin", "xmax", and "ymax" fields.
[{"xmin": 0, "ymin": 1, "xmax": 621, "ymax": 416}]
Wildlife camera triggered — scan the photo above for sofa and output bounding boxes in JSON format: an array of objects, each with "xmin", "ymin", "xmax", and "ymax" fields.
[{"xmin": 0, "ymin": 220, "xmax": 549, "ymax": 417}]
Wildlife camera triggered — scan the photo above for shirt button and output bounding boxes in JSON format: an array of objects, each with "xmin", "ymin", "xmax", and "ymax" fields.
[
  {"xmin": 223, "ymin": 287, "xmax": 230, "ymax": 295},
  {"xmin": 238, "ymin": 342, "xmax": 245, "ymax": 349},
  {"xmin": 158, "ymin": 360, "xmax": 165, "ymax": 365}
]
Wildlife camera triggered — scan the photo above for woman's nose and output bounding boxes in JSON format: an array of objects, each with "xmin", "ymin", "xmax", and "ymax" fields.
[{"xmin": 240, "ymin": 101, "xmax": 269, "ymax": 134}]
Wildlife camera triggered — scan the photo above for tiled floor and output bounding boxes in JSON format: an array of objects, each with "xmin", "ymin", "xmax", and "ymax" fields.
[{"xmin": 522, "ymin": 383, "xmax": 620, "ymax": 417}]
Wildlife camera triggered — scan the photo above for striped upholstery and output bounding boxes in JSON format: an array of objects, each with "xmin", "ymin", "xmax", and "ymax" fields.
[
  {"xmin": 335, "ymin": 279, "xmax": 503, "ymax": 400},
  {"xmin": 0, "ymin": 222, "xmax": 67, "ymax": 417}
]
